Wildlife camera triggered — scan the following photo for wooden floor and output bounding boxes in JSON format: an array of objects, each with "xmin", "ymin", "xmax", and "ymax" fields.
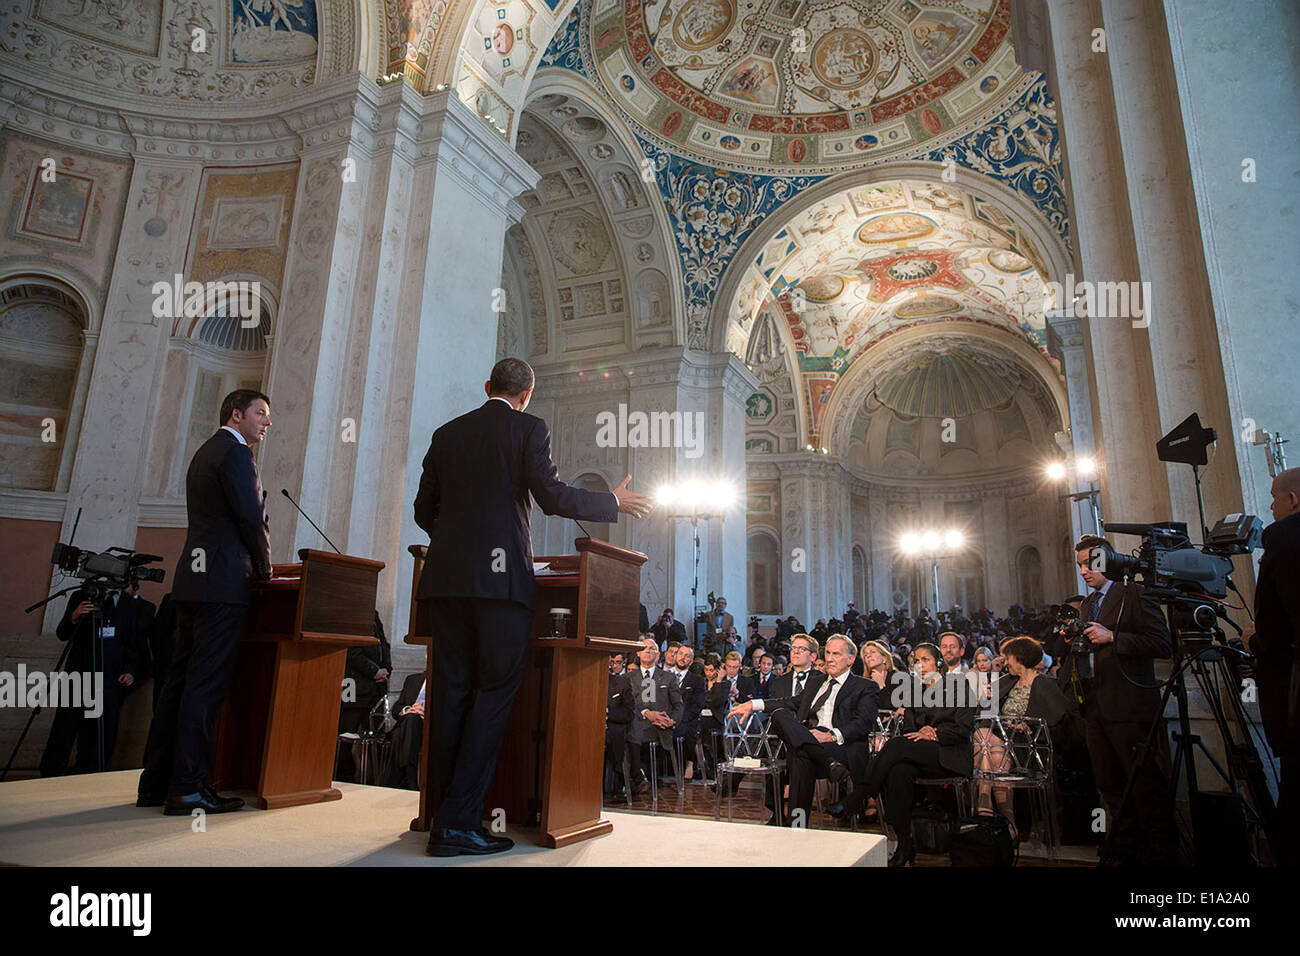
[{"xmin": 611, "ymin": 773, "xmax": 1097, "ymax": 867}]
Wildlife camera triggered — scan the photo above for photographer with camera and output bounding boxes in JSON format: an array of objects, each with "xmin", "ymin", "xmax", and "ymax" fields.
[
  {"xmin": 38, "ymin": 577, "xmax": 154, "ymax": 776},
  {"xmin": 1254, "ymin": 467, "xmax": 1300, "ymax": 864},
  {"xmin": 1073, "ymin": 535, "xmax": 1176, "ymax": 866},
  {"xmin": 651, "ymin": 607, "xmax": 688, "ymax": 652},
  {"xmin": 138, "ymin": 389, "xmax": 273, "ymax": 815}
]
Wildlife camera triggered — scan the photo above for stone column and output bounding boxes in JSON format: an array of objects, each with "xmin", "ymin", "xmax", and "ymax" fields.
[
  {"xmin": 50, "ymin": 156, "xmax": 203, "ymax": 630},
  {"xmin": 1099, "ymin": 0, "xmax": 1243, "ymax": 537},
  {"xmin": 1043, "ymin": 0, "xmax": 1171, "ymax": 526},
  {"xmin": 1048, "ymin": 315, "xmax": 1102, "ymax": 539}
]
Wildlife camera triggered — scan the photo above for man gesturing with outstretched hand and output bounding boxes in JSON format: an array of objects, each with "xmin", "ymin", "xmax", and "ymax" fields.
[{"xmin": 413, "ymin": 358, "xmax": 651, "ymax": 856}]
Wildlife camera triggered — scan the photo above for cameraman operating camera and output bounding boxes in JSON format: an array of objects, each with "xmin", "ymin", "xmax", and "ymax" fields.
[
  {"xmin": 39, "ymin": 578, "xmax": 153, "ymax": 775},
  {"xmin": 1073, "ymin": 534, "xmax": 1177, "ymax": 866}
]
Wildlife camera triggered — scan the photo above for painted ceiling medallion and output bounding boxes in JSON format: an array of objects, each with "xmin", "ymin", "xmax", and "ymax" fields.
[{"xmin": 592, "ymin": 0, "xmax": 1018, "ymax": 172}]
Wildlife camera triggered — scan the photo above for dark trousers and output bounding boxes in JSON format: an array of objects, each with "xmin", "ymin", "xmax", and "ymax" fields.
[
  {"xmin": 604, "ymin": 722, "xmax": 627, "ymax": 794},
  {"xmin": 862, "ymin": 737, "xmax": 949, "ymax": 842},
  {"xmin": 426, "ymin": 596, "xmax": 533, "ymax": 831},
  {"xmin": 1086, "ymin": 713, "xmax": 1176, "ymax": 865},
  {"xmin": 139, "ymin": 601, "xmax": 248, "ymax": 797},
  {"xmin": 382, "ymin": 712, "xmax": 423, "ymax": 790},
  {"xmin": 39, "ymin": 683, "xmax": 126, "ymax": 775},
  {"xmin": 770, "ymin": 709, "xmax": 851, "ymax": 825}
]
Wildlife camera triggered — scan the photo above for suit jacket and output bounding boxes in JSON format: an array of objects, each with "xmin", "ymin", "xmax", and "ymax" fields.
[
  {"xmin": 626, "ymin": 666, "xmax": 684, "ymax": 747},
  {"xmin": 751, "ymin": 670, "xmax": 777, "ymax": 700},
  {"xmin": 769, "ymin": 667, "xmax": 820, "ymax": 703},
  {"xmin": 414, "ymin": 399, "xmax": 618, "ymax": 609},
  {"xmin": 899, "ymin": 676, "xmax": 977, "ymax": 776},
  {"xmin": 170, "ymin": 429, "xmax": 272, "ymax": 605},
  {"xmin": 394, "ymin": 672, "xmax": 425, "ymax": 716},
  {"xmin": 1254, "ymin": 510, "xmax": 1300, "ymax": 754},
  {"xmin": 763, "ymin": 671, "xmax": 876, "ymax": 746},
  {"xmin": 56, "ymin": 588, "xmax": 153, "ymax": 680},
  {"xmin": 607, "ymin": 672, "xmax": 634, "ymax": 727},
  {"xmin": 705, "ymin": 609, "xmax": 734, "ymax": 636},
  {"xmin": 672, "ymin": 668, "xmax": 707, "ymax": 736},
  {"xmin": 343, "ymin": 612, "xmax": 392, "ymax": 710},
  {"xmin": 1085, "ymin": 581, "xmax": 1171, "ymax": 722}
]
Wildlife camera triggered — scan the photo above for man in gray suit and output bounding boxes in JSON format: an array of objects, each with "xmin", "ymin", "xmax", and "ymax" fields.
[{"xmin": 625, "ymin": 637, "xmax": 683, "ymax": 794}]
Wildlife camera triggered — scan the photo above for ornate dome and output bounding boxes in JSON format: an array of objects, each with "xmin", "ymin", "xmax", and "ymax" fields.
[
  {"xmin": 589, "ymin": 0, "xmax": 1021, "ymax": 172},
  {"xmin": 873, "ymin": 346, "xmax": 1019, "ymax": 418}
]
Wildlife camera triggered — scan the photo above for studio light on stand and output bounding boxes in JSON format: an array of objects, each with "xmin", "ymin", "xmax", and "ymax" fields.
[
  {"xmin": 899, "ymin": 528, "xmax": 965, "ymax": 613},
  {"xmin": 656, "ymin": 479, "xmax": 736, "ymax": 648},
  {"xmin": 1047, "ymin": 454, "xmax": 1103, "ymax": 535}
]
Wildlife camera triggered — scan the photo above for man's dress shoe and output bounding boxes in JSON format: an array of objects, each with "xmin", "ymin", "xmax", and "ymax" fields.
[
  {"xmin": 426, "ymin": 827, "xmax": 515, "ymax": 857},
  {"xmin": 163, "ymin": 788, "xmax": 245, "ymax": 815}
]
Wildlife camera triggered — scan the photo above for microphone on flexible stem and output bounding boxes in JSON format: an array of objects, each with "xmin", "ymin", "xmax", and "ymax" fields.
[{"xmin": 280, "ymin": 488, "xmax": 342, "ymax": 554}]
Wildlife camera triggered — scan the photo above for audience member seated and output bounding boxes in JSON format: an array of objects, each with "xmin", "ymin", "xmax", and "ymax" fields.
[
  {"xmin": 730, "ymin": 635, "xmax": 877, "ymax": 827},
  {"xmin": 840, "ymin": 642, "xmax": 975, "ymax": 866},
  {"xmin": 625, "ymin": 637, "xmax": 684, "ymax": 794},
  {"xmin": 671, "ymin": 645, "xmax": 708, "ymax": 779},
  {"xmin": 605, "ymin": 653, "xmax": 634, "ymax": 802},
  {"xmin": 381, "ymin": 673, "xmax": 426, "ymax": 790},
  {"xmin": 973, "ymin": 636, "xmax": 1083, "ymax": 836}
]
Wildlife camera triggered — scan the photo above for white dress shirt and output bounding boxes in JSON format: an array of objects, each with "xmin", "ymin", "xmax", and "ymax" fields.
[
  {"xmin": 752, "ymin": 670, "xmax": 848, "ymax": 744},
  {"xmin": 221, "ymin": 425, "xmax": 247, "ymax": 446}
]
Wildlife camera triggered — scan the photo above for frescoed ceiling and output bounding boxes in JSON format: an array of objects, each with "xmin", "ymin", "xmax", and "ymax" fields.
[
  {"xmin": 585, "ymin": 0, "xmax": 1022, "ymax": 173},
  {"xmin": 723, "ymin": 178, "xmax": 1059, "ymax": 440}
]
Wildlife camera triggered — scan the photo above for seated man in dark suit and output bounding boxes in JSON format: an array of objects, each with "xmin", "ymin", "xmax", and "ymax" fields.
[
  {"xmin": 605, "ymin": 655, "xmax": 634, "ymax": 800},
  {"xmin": 670, "ymin": 645, "xmax": 708, "ymax": 779},
  {"xmin": 382, "ymin": 673, "xmax": 426, "ymax": 790},
  {"xmin": 624, "ymin": 638, "xmax": 683, "ymax": 794},
  {"xmin": 752, "ymin": 653, "xmax": 777, "ymax": 700},
  {"xmin": 730, "ymin": 635, "xmax": 877, "ymax": 827}
]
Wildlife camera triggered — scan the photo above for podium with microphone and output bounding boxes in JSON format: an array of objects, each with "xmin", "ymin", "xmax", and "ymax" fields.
[{"xmin": 208, "ymin": 490, "xmax": 384, "ymax": 809}]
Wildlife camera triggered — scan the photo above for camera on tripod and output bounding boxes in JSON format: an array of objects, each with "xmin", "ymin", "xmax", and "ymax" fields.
[
  {"xmin": 51, "ymin": 541, "xmax": 165, "ymax": 601},
  {"xmin": 1087, "ymin": 515, "xmax": 1260, "ymax": 600}
]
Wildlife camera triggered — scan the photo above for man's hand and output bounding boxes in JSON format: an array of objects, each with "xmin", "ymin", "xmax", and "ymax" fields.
[
  {"xmin": 404, "ymin": 701, "xmax": 425, "ymax": 718},
  {"xmin": 811, "ymin": 729, "xmax": 834, "ymax": 743},
  {"xmin": 69, "ymin": 600, "xmax": 94, "ymax": 623},
  {"xmin": 905, "ymin": 726, "xmax": 938, "ymax": 742},
  {"xmin": 118, "ymin": 673, "xmax": 134, "ymax": 687},
  {"xmin": 646, "ymin": 710, "xmax": 673, "ymax": 729},
  {"xmin": 728, "ymin": 700, "xmax": 754, "ymax": 721},
  {"xmin": 613, "ymin": 474, "xmax": 653, "ymax": 518},
  {"xmin": 1085, "ymin": 623, "xmax": 1114, "ymax": 646},
  {"xmin": 374, "ymin": 668, "xmax": 389, "ymax": 682}
]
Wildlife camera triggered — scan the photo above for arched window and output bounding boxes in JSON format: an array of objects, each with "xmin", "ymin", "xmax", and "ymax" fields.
[
  {"xmin": 950, "ymin": 552, "xmax": 987, "ymax": 614},
  {"xmin": 890, "ymin": 553, "xmax": 916, "ymax": 614},
  {"xmin": 0, "ymin": 282, "xmax": 87, "ymax": 490},
  {"xmin": 1017, "ymin": 546, "xmax": 1043, "ymax": 609},
  {"xmin": 747, "ymin": 530, "xmax": 780, "ymax": 614},
  {"xmin": 851, "ymin": 545, "xmax": 867, "ymax": 611}
]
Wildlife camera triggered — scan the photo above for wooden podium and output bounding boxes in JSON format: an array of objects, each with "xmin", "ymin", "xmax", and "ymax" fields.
[
  {"xmin": 210, "ymin": 548, "xmax": 384, "ymax": 809},
  {"xmin": 405, "ymin": 537, "xmax": 645, "ymax": 847}
]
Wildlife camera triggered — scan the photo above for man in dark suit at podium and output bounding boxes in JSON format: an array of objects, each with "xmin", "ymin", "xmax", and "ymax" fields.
[
  {"xmin": 414, "ymin": 358, "xmax": 651, "ymax": 856},
  {"xmin": 139, "ymin": 389, "xmax": 272, "ymax": 815}
]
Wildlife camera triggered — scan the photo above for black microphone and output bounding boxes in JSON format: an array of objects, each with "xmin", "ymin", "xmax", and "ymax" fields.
[{"xmin": 280, "ymin": 488, "xmax": 342, "ymax": 554}]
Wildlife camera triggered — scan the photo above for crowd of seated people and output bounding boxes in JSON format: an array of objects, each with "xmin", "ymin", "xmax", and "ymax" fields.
[{"xmin": 600, "ymin": 592, "xmax": 1122, "ymax": 866}]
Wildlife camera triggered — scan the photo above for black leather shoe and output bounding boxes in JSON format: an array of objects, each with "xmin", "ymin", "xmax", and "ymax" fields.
[
  {"xmin": 827, "ymin": 761, "xmax": 851, "ymax": 786},
  {"xmin": 163, "ymin": 789, "xmax": 245, "ymax": 815},
  {"xmin": 888, "ymin": 841, "xmax": 916, "ymax": 867},
  {"xmin": 426, "ymin": 827, "xmax": 515, "ymax": 857}
]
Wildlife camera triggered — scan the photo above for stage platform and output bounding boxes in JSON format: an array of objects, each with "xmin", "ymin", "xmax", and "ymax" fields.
[{"xmin": 0, "ymin": 771, "xmax": 887, "ymax": 867}]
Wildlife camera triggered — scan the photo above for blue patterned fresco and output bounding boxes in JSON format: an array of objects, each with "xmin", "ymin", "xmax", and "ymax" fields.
[{"xmin": 538, "ymin": 1, "xmax": 1072, "ymax": 328}]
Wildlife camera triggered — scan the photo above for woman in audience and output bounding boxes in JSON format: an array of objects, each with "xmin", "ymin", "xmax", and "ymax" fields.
[
  {"xmin": 972, "ymin": 636, "xmax": 1081, "ymax": 836},
  {"xmin": 970, "ymin": 646, "xmax": 997, "ymax": 706},
  {"xmin": 861, "ymin": 639, "xmax": 897, "ymax": 691},
  {"xmin": 841, "ymin": 642, "xmax": 975, "ymax": 866}
]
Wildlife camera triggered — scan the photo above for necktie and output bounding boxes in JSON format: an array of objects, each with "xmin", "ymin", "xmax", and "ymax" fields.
[
  {"xmin": 1083, "ymin": 590, "xmax": 1101, "ymax": 623},
  {"xmin": 795, "ymin": 671, "xmax": 807, "ymax": 695},
  {"xmin": 807, "ymin": 677, "xmax": 837, "ymax": 724}
]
